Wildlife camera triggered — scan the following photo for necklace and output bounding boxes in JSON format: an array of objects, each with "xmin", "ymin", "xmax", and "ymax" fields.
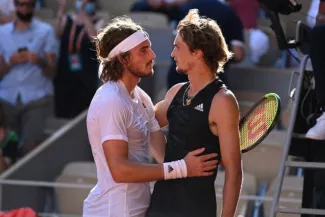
[{"xmin": 182, "ymin": 78, "xmax": 216, "ymax": 106}]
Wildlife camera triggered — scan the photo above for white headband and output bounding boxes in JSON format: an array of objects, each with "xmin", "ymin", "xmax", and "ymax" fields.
[
  {"xmin": 99, "ymin": 30, "xmax": 150, "ymax": 78},
  {"xmin": 106, "ymin": 30, "xmax": 150, "ymax": 60}
]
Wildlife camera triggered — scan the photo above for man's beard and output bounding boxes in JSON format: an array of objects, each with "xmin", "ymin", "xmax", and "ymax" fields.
[
  {"xmin": 16, "ymin": 11, "xmax": 34, "ymax": 22},
  {"xmin": 127, "ymin": 61, "xmax": 154, "ymax": 78}
]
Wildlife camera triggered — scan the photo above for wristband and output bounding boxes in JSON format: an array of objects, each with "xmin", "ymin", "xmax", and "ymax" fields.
[{"xmin": 163, "ymin": 159, "xmax": 187, "ymax": 180}]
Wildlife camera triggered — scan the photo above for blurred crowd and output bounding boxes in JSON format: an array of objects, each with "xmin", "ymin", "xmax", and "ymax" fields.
[{"xmin": 0, "ymin": 0, "xmax": 105, "ymax": 172}]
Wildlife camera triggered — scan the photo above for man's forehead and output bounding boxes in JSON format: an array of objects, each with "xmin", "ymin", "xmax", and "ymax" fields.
[
  {"xmin": 174, "ymin": 33, "xmax": 182, "ymax": 44},
  {"xmin": 134, "ymin": 39, "xmax": 151, "ymax": 49}
]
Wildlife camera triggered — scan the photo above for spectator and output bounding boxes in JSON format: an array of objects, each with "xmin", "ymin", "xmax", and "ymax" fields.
[
  {"xmin": 167, "ymin": 0, "xmax": 245, "ymax": 88},
  {"xmin": 229, "ymin": 0, "xmax": 259, "ymax": 29},
  {"xmin": 229, "ymin": 0, "xmax": 270, "ymax": 65},
  {"xmin": 0, "ymin": 0, "xmax": 57, "ymax": 155},
  {"xmin": 130, "ymin": 0, "xmax": 187, "ymax": 22},
  {"xmin": 305, "ymin": 0, "xmax": 325, "ymax": 140},
  {"xmin": 54, "ymin": 0, "xmax": 105, "ymax": 119},
  {"xmin": 0, "ymin": 0, "xmax": 15, "ymax": 24}
]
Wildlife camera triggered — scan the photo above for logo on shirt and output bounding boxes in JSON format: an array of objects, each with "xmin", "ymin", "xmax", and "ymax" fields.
[
  {"xmin": 168, "ymin": 165, "xmax": 174, "ymax": 173},
  {"xmin": 194, "ymin": 103, "xmax": 204, "ymax": 112}
]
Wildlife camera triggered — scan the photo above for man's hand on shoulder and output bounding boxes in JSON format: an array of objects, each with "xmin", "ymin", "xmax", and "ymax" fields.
[{"xmin": 155, "ymin": 82, "xmax": 185, "ymax": 128}]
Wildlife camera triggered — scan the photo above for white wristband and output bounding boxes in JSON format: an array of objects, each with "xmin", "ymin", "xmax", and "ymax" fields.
[{"xmin": 163, "ymin": 159, "xmax": 187, "ymax": 180}]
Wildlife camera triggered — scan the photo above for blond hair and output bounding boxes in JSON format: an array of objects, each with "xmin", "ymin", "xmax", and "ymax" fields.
[{"xmin": 177, "ymin": 9, "xmax": 233, "ymax": 73}]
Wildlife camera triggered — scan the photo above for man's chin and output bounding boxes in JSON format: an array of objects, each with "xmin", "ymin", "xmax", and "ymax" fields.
[
  {"xmin": 140, "ymin": 70, "xmax": 154, "ymax": 78},
  {"xmin": 176, "ymin": 68, "xmax": 186, "ymax": 74}
]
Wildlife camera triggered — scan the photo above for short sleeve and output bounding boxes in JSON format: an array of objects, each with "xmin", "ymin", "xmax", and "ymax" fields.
[
  {"xmin": 44, "ymin": 26, "xmax": 59, "ymax": 55},
  {"xmin": 97, "ymin": 98, "xmax": 129, "ymax": 144}
]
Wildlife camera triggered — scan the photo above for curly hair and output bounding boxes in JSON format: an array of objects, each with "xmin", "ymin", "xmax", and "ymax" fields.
[
  {"xmin": 94, "ymin": 16, "xmax": 144, "ymax": 82},
  {"xmin": 177, "ymin": 9, "xmax": 233, "ymax": 74}
]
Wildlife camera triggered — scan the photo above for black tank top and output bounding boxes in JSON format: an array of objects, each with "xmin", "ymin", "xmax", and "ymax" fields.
[{"xmin": 146, "ymin": 79, "xmax": 225, "ymax": 217}]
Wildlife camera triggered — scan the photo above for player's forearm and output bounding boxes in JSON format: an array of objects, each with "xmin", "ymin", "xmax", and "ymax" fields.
[
  {"xmin": 221, "ymin": 168, "xmax": 243, "ymax": 217},
  {"xmin": 150, "ymin": 130, "xmax": 166, "ymax": 164},
  {"xmin": 110, "ymin": 160, "xmax": 165, "ymax": 183}
]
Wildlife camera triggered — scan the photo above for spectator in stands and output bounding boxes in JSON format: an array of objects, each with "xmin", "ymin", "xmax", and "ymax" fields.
[
  {"xmin": 0, "ymin": 0, "xmax": 57, "ymax": 155},
  {"xmin": 305, "ymin": 0, "xmax": 325, "ymax": 140},
  {"xmin": 228, "ymin": 0, "xmax": 259, "ymax": 29},
  {"xmin": 229, "ymin": 0, "xmax": 270, "ymax": 65},
  {"xmin": 130, "ymin": 0, "xmax": 187, "ymax": 22},
  {"xmin": 54, "ymin": 0, "xmax": 105, "ymax": 119},
  {"xmin": 167, "ymin": 0, "xmax": 245, "ymax": 88},
  {"xmin": 0, "ymin": 0, "xmax": 15, "ymax": 24}
]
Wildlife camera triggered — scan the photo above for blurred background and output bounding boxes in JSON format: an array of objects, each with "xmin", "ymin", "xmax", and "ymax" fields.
[{"xmin": 0, "ymin": 0, "xmax": 322, "ymax": 216}]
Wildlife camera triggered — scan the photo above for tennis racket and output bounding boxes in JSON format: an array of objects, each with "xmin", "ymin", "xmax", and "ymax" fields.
[{"xmin": 239, "ymin": 93, "xmax": 281, "ymax": 153}]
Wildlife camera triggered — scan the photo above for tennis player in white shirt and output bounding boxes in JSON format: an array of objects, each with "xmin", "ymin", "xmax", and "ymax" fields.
[{"xmin": 83, "ymin": 16, "xmax": 219, "ymax": 217}]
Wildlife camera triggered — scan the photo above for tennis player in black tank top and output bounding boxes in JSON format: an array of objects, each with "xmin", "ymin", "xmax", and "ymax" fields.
[{"xmin": 146, "ymin": 10, "xmax": 243, "ymax": 217}]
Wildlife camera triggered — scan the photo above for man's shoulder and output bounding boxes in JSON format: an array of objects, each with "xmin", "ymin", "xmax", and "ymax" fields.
[
  {"xmin": 93, "ymin": 84, "xmax": 128, "ymax": 108},
  {"xmin": 166, "ymin": 82, "xmax": 186, "ymax": 99},
  {"xmin": 212, "ymin": 89, "xmax": 238, "ymax": 108}
]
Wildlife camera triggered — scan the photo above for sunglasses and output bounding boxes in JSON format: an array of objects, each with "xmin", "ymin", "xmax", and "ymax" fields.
[{"xmin": 15, "ymin": 1, "xmax": 36, "ymax": 8}]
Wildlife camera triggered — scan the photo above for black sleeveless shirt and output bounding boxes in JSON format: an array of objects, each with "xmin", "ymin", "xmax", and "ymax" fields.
[{"xmin": 146, "ymin": 79, "xmax": 225, "ymax": 217}]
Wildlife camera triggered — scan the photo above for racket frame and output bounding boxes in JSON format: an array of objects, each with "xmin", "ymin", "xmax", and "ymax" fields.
[{"xmin": 239, "ymin": 93, "xmax": 281, "ymax": 153}]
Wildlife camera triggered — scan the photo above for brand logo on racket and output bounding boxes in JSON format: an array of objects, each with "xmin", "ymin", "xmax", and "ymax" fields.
[{"xmin": 247, "ymin": 105, "xmax": 266, "ymax": 141}]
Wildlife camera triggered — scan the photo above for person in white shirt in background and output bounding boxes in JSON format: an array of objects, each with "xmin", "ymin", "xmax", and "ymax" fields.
[{"xmin": 83, "ymin": 16, "xmax": 219, "ymax": 217}]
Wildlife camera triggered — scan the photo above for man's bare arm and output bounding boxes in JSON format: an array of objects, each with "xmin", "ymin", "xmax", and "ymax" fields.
[
  {"xmin": 150, "ymin": 130, "xmax": 166, "ymax": 164},
  {"xmin": 103, "ymin": 140, "xmax": 218, "ymax": 183},
  {"xmin": 103, "ymin": 140, "xmax": 164, "ymax": 183},
  {"xmin": 151, "ymin": 83, "xmax": 184, "ymax": 162},
  {"xmin": 155, "ymin": 83, "xmax": 184, "ymax": 128},
  {"xmin": 211, "ymin": 90, "xmax": 243, "ymax": 217}
]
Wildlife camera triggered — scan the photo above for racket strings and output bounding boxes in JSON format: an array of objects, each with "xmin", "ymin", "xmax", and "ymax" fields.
[{"xmin": 240, "ymin": 97, "xmax": 278, "ymax": 151}]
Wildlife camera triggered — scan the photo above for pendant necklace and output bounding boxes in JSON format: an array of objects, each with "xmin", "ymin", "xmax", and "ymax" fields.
[{"xmin": 182, "ymin": 78, "xmax": 216, "ymax": 106}]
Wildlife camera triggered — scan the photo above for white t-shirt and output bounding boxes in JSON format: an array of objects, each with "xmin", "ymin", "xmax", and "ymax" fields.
[
  {"xmin": 0, "ymin": 0, "xmax": 15, "ymax": 17},
  {"xmin": 83, "ymin": 80, "xmax": 160, "ymax": 217}
]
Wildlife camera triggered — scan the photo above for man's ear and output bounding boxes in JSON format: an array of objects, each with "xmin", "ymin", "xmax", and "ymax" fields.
[
  {"xmin": 117, "ymin": 55, "xmax": 127, "ymax": 65},
  {"xmin": 193, "ymin": 49, "xmax": 204, "ymax": 59}
]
